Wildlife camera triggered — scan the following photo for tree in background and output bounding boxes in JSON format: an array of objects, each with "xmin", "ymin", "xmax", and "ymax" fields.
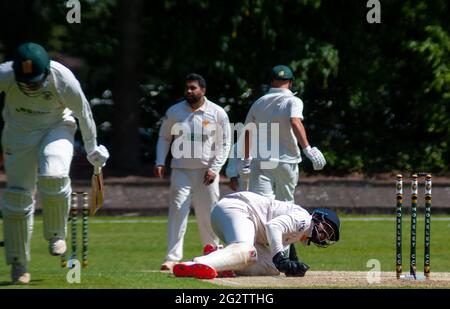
[
  {"xmin": 112, "ymin": 0, "xmax": 143, "ymax": 173},
  {"xmin": 0, "ymin": 0, "xmax": 449, "ymax": 175}
]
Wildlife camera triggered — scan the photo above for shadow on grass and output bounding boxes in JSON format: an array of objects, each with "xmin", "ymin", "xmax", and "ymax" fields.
[{"xmin": 0, "ymin": 279, "xmax": 44, "ymax": 286}]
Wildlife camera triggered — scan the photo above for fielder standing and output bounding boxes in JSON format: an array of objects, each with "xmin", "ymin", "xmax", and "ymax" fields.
[
  {"xmin": 239, "ymin": 65, "xmax": 326, "ymax": 202},
  {"xmin": 172, "ymin": 191, "xmax": 340, "ymax": 279},
  {"xmin": 154, "ymin": 73, "xmax": 231, "ymax": 271},
  {"xmin": 0, "ymin": 42, "xmax": 109, "ymax": 284}
]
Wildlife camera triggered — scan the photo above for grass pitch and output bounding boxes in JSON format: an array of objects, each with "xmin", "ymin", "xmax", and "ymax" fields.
[{"xmin": 0, "ymin": 215, "xmax": 449, "ymax": 288}]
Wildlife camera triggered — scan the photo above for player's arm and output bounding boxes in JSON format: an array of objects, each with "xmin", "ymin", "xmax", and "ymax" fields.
[
  {"xmin": 236, "ymin": 105, "xmax": 256, "ymax": 184},
  {"xmin": 242, "ymin": 104, "xmax": 256, "ymax": 160},
  {"xmin": 266, "ymin": 214, "xmax": 296, "ymax": 255},
  {"xmin": 266, "ymin": 213, "xmax": 310, "ymax": 277},
  {"xmin": 202, "ymin": 110, "xmax": 231, "ymax": 185},
  {"xmin": 61, "ymin": 77, "xmax": 98, "ymax": 152},
  {"xmin": 154, "ymin": 109, "xmax": 175, "ymax": 178},
  {"xmin": 63, "ymin": 79, "xmax": 109, "ymax": 168},
  {"xmin": 290, "ymin": 99, "xmax": 326, "ymax": 170},
  {"xmin": 225, "ymin": 144, "xmax": 240, "ymax": 191},
  {"xmin": 291, "ymin": 117, "xmax": 309, "ymax": 149},
  {"xmin": 207, "ymin": 110, "xmax": 231, "ymax": 177}
]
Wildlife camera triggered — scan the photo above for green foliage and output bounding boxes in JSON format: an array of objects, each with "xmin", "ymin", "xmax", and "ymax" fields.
[
  {"xmin": 1, "ymin": 1, "xmax": 449, "ymax": 174},
  {"xmin": 408, "ymin": 25, "xmax": 450, "ymax": 98}
]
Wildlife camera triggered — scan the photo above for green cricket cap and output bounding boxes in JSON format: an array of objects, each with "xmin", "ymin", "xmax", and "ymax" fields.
[
  {"xmin": 13, "ymin": 42, "xmax": 50, "ymax": 83},
  {"xmin": 271, "ymin": 65, "xmax": 294, "ymax": 80}
]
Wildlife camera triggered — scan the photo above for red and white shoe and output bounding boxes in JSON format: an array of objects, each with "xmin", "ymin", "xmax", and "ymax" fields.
[
  {"xmin": 201, "ymin": 244, "xmax": 236, "ymax": 278},
  {"xmin": 202, "ymin": 243, "xmax": 223, "ymax": 255},
  {"xmin": 173, "ymin": 262, "xmax": 218, "ymax": 279}
]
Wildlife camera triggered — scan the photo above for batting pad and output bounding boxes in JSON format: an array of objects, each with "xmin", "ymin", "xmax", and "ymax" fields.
[
  {"xmin": 235, "ymin": 243, "xmax": 280, "ymax": 276},
  {"xmin": 2, "ymin": 189, "xmax": 35, "ymax": 265},
  {"xmin": 194, "ymin": 242, "xmax": 257, "ymax": 272},
  {"xmin": 37, "ymin": 176, "xmax": 71, "ymax": 240}
]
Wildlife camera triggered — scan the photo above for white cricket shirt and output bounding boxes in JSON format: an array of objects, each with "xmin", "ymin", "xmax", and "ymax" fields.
[
  {"xmin": 219, "ymin": 191, "xmax": 313, "ymax": 256},
  {"xmin": 156, "ymin": 98, "xmax": 231, "ymax": 174},
  {"xmin": 244, "ymin": 88, "xmax": 304, "ymax": 163}
]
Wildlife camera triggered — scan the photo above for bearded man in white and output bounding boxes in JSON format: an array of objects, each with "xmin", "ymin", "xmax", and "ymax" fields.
[
  {"xmin": 0, "ymin": 42, "xmax": 109, "ymax": 284},
  {"xmin": 155, "ymin": 73, "xmax": 231, "ymax": 271}
]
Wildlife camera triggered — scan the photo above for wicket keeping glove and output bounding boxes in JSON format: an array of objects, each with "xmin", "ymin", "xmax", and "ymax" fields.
[
  {"xmin": 303, "ymin": 146, "xmax": 326, "ymax": 170},
  {"xmin": 272, "ymin": 251, "xmax": 310, "ymax": 277},
  {"xmin": 87, "ymin": 145, "xmax": 110, "ymax": 169},
  {"xmin": 237, "ymin": 158, "xmax": 252, "ymax": 182}
]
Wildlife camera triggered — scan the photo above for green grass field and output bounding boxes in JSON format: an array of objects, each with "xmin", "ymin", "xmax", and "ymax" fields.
[{"xmin": 0, "ymin": 215, "xmax": 449, "ymax": 288}]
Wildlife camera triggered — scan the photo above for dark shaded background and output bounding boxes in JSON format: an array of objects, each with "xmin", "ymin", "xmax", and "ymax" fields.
[{"xmin": 0, "ymin": 0, "xmax": 449, "ymax": 176}]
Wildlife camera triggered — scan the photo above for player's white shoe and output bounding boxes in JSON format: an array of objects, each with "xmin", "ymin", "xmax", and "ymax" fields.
[
  {"xmin": 49, "ymin": 237, "xmax": 67, "ymax": 256},
  {"xmin": 11, "ymin": 264, "xmax": 30, "ymax": 285},
  {"xmin": 160, "ymin": 261, "xmax": 177, "ymax": 271},
  {"xmin": 173, "ymin": 262, "xmax": 218, "ymax": 279}
]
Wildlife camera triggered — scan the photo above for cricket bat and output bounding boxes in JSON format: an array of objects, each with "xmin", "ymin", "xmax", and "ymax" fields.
[
  {"xmin": 243, "ymin": 129, "xmax": 250, "ymax": 191},
  {"xmin": 90, "ymin": 166, "xmax": 104, "ymax": 216}
]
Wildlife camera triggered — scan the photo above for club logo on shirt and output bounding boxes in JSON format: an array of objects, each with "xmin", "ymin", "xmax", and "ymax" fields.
[{"xmin": 15, "ymin": 107, "xmax": 51, "ymax": 115}]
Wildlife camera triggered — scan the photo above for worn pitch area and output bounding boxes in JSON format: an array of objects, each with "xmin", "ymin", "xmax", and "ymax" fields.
[{"xmin": 209, "ymin": 271, "xmax": 450, "ymax": 288}]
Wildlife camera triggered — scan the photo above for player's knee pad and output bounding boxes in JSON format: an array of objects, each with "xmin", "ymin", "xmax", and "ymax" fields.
[
  {"xmin": 2, "ymin": 188, "xmax": 34, "ymax": 217},
  {"xmin": 194, "ymin": 242, "xmax": 258, "ymax": 272},
  {"xmin": 2, "ymin": 188, "xmax": 35, "ymax": 265},
  {"xmin": 37, "ymin": 176, "xmax": 71, "ymax": 198},
  {"xmin": 37, "ymin": 176, "xmax": 71, "ymax": 239},
  {"xmin": 236, "ymin": 243, "xmax": 280, "ymax": 276}
]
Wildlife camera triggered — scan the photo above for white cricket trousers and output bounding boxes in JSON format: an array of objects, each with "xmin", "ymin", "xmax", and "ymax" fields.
[
  {"xmin": 2, "ymin": 122, "xmax": 75, "ymax": 189},
  {"xmin": 1, "ymin": 122, "xmax": 75, "ymax": 265},
  {"xmin": 210, "ymin": 197, "xmax": 279, "ymax": 276},
  {"xmin": 249, "ymin": 161, "xmax": 299, "ymax": 202},
  {"xmin": 165, "ymin": 168, "xmax": 220, "ymax": 262}
]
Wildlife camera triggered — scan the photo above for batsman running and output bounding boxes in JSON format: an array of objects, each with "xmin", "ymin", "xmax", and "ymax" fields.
[
  {"xmin": 0, "ymin": 42, "xmax": 109, "ymax": 284},
  {"xmin": 172, "ymin": 191, "xmax": 340, "ymax": 279}
]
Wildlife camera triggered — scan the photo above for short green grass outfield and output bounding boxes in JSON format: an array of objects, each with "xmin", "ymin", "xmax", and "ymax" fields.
[{"xmin": 0, "ymin": 215, "xmax": 449, "ymax": 288}]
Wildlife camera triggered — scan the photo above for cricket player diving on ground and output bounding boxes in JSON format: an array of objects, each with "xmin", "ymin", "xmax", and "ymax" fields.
[
  {"xmin": 154, "ymin": 73, "xmax": 231, "ymax": 271},
  {"xmin": 172, "ymin": 191, "xmax": 340, "ymax": 279},
  {"xmin": 0, "ymin": 42, "xmax": 109, "ymax": 284}
]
